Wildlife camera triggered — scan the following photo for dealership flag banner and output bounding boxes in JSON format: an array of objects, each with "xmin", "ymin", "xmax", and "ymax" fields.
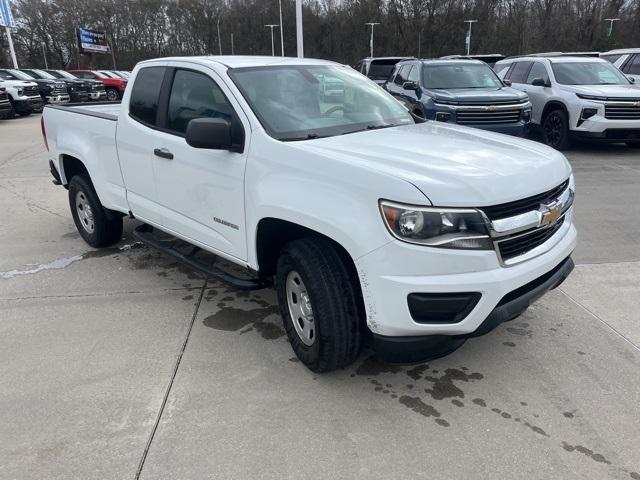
[
  {"xmin": 77, "ymin": 27, "xmax": 110, "ymax": 54},
  {"xmin": 0, "ymin": 0, "xmax": 16, "ymax": 28}
]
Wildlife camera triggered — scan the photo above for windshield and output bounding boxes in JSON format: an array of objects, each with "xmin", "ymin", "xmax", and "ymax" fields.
[
  {"xmin": 32, "ymin": 69, "xmax": 56, "ymax": 79},
  {"xmin": 57, "ymin": 71, "xmax": 78, "ymax": 79},
  {"xmin": 423, "ymin": 63, "xmax": 503, "ymax": 89},
  {"xmin": 551, "ymin": 62, "xmax": 630, "ymax": 85},
  {"xmin": 99, "ymin": 71, "xmax": 116, "ymax": 78},
  {"xmin": 229, "ymin": 65, "xmax": 413, "ymax": 141},
  {"xmin": 7, "ymin": 69, "xmax": 35, "ymax": 80},
  {"xmin": 0, "ymin": 70, "xmax": 22, "ymax": 80}
]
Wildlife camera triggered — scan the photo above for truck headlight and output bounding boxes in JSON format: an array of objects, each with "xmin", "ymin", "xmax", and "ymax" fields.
[
  {"xmin": 380, "ymin": 201, "xmax": 492, "ymax": 249},
  {"xmin": 17, "ymin": 88, "xmax": 24, "ymax": 96},
  {"xmin": 435, "ymin": 111, "xmax": 452, "ymax": 122}
]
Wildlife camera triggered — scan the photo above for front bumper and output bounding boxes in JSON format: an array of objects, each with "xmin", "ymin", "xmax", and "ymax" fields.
[
  {"xmin": 69, "ymin": 91, "xmax": 89, "ymax": 102},
  {"xmin": 13, "ymin": 96, "xmax": 44, "ymax": 113},
  {"xmin": 373, "ymin": 255, "xmax": 574, "ymax": 363},
  {"xmin": 459, "ymin": 120, "xmax": 530, "ymax": 137},
  {"xmin": 356, "ymin": 209, "xmax": 576, "ymax": 352},
  {"xmin": 89, "ymin": 91, "xmax": 107, "ymax": 101},
  {"xmin": 44, "ymin": 93, "xmax": 70, "ymax": 105}
]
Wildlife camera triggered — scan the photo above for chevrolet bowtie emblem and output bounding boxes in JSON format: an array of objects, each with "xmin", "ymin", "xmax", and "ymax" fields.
[
  {"xmin": 634, "ymin": 101, "xmax": 640, "ymax": 107},
  {"xmin": 540, "ymin": 204, "xmax": 562, "ymax": 226},
  {"xmin": 486, "ymin": 105, "xmax": 497, "ymax": 112}
]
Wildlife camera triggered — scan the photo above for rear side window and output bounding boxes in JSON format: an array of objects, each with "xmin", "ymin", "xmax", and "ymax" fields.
[
  {"xmin": 129, "ymin": 67, "xmax": 166, "ymax": 126},
  {"xmin": 508, "ymin": 61, "xmax": 533, "ymax": 83},
  {"xmin": 166, "ymin": 69, "xmax": 234, "ymax": 135},
  {"xmin": 493, "ymin": 63, "xmax": 511, "ymax": 77}
]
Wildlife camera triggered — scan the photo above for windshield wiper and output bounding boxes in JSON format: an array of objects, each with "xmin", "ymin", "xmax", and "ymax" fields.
[
  {"xmin": 279, "ymin": 133, "xmax": 324, "ymax": 142},
  {"xmin": 341, "ymin": 123, "xmax": 398, "ymax": 136}
]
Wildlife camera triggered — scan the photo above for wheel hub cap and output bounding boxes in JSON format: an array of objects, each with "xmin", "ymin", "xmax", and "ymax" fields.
[
  {"xmin": 285, "ymin": 271, "xmax": 315, "ymax": 346},
  {"xmin": 75, "ymin": 191, "xmax": 95, "ymax": 233}
]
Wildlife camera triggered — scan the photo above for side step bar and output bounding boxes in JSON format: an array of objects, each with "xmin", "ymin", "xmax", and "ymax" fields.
[{"xmin": 133, "ymin": 224, "xmax": 271, "ymax": 291}]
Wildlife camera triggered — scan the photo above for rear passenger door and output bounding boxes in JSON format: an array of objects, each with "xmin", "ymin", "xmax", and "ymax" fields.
[
  {"xmin": 386, "ymin": 64, "xmax": 412, "ymax": 107},
  {"xmin": 504, "ymin": 61, "xmax": 533, "ymax": 93},
  {"xmin": 150, "ymin": 63, "xmax": 250, "ymax": 261}
]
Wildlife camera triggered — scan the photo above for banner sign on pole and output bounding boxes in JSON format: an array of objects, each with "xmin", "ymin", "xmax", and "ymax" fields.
[
  {"xmin": 0, "ymin": 0, "xmax": 16, "ymax": 28},
  {"xmin": 77, "ymin": 27, "xmax": 110, "ymax": 54}
]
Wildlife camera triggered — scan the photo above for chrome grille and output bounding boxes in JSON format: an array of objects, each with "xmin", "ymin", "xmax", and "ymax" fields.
[
  {"xmin": 605, "ymin": 104, "xmax": 640, "ymax": 120},
  {"xmin": 481, "ymin": 180, "xmax": 569, "ymax": 220},
  {"xmin": 0, "ymin": 91, "xmax": 7, "ymax": 101},
  {"xmin": 496, "ymin": 217, "xmax": 565, "ymax": 262},
  {"xmin": 24, "ymin": 85, "xmax": 39, "ymax": 95},
  {"xmin": 53, "ymin": 83, "xmax": 67, "ymax": 94},
  {"xmin": 456, "ymin": 108, "xmax": 521, "ymax": 124}
]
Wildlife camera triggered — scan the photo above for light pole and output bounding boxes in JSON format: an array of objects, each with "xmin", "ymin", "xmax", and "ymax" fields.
[
  {"xmin": 464, "ymin": 19, "xmax": 478, "ymax": 56},
  {"xmin": 365, "ymin": 22, "xmax": 380, "ymax": 58},
  {"xmin": 604, "ymin": 18, "xmax": 620, "ymax": 37},
  {"xmin": 278, "ymin": 0, "xmax": 285, "ymax": 56},
  {"xmin": 265, "ymin": 24, "xmax": 279, "ymax": 56},
  {"xmin": 41, "ymin": 42, "xmax": 48, "ymax": 69},
  {"xmin": 217, "ymin": 19, "xmax": 222, "ymax": 55},
  {"xmin": 296, "ymin": 0, "xmax": 303, "ymax": 57}
]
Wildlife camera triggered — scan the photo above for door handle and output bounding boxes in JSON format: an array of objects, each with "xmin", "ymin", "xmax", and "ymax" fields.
[{"xmin": 154, "ymin": 148, "xmax": 174, "ymax": 160}]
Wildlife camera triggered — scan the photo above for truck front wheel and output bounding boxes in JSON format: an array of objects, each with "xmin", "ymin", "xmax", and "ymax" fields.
[
  {"xmin": 276, "ymin": 237, "xmax": 362, "ymax": 372},
  {"xmin": 106, "ymin": 88, "xmax": 120, "ymax": 101},
  {"xmin": 68, "ymin": 175, "xmax": 123, "ymax": 248}
]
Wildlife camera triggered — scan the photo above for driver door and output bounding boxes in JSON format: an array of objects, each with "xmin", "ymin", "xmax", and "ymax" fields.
[{"xmin": 151, "ymin": 63, "xmax": 250, "ymax": 261}]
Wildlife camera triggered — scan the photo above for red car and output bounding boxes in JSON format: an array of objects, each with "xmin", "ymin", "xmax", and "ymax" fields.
[{"xmin": 67, "ymin": 69, "xmax": 127, "ymax": 101}]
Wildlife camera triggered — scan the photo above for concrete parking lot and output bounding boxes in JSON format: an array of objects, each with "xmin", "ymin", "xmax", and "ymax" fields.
[{"xmin": 1, "ymin": 114, "xmax": 639, "ymax": 480}]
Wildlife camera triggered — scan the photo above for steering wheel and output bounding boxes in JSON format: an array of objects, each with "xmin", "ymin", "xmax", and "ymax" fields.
[{"xmin": 323, "ymin": 105, "xmax": 344, "ymax": 117}]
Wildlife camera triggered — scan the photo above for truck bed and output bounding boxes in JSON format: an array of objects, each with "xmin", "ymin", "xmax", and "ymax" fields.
[
  {"xmin": 46, "ymin": 101, "xmax": 120, "ymax": 121},
  {"xmin": 43, "ymin": 101, "xmax": 128, "ymax": 214}
]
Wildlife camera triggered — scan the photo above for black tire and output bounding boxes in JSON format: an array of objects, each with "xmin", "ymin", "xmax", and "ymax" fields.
[
  {"xmin": 542, "ymin": 109, "xmax": 571, "ymax": 150},
  {"xmin": 412, "ymin": 106, "xmax": 426, "ymax": 119},
  {"xmin": 626, "ymin": 141, "xmax": 640, "ymax": 148},
  {"xmin": 18, "ymin": 111, "xmax": 32, "ymax": 117},
  {"xmin": 68, "ymin": 175, "xmax": 122, "ymax": 248},
  {"xmin": 276, "ymin": 237, "xmax": 362, "ymax": 372},
  {"xmin": 106, "ymin": 88, "xmax": 120, "ymax": 101}
]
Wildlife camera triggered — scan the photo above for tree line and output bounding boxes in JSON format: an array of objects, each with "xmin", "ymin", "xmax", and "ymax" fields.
[{"xmin": 1, "ymin": 0, "xmax": 640, "ymax": 70}]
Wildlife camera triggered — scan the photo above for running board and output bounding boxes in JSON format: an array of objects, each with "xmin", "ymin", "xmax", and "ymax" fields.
[{"xmin": 133, "ymin": 224, "xmax": 271, "ymax": 291}]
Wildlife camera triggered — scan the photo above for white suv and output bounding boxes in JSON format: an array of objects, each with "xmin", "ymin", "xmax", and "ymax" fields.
[{"xmin": 494, "ymin": 55, "xmax": 640, "ymax": 149}]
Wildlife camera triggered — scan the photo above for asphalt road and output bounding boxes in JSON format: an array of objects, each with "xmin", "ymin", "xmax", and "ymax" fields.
[{"xmin": 1, "ymin": 115, "xmax": 638, "ymax": 480}]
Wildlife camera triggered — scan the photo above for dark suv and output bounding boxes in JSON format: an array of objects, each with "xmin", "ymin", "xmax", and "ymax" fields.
[
  {"xmin": 21, "ymin": 69, "xmax": 89, "ymax": 103},
  {"xmin": 384, "ymin": 59, "xmax": 532, "ymax": 137},
  {"xmin": 355, "ymin": 57, "xmax": 413, "ymax": 85}
]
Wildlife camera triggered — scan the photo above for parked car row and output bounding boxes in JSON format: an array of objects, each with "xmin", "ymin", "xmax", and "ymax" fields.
[
  {"xmin": 0, "ymin": 68, "xmax": 129, "ymax": 119},
  {"xmin": 357, "ymin": 50, "xmax": 640, "ymax": 150}
]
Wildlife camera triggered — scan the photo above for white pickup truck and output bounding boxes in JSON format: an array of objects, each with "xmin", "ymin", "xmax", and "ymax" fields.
[{"xmin": 42, "ymin": 56, "xmax": 576, "ymax": 372}]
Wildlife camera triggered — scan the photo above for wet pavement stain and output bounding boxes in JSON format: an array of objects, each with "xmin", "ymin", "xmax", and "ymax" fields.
[
  {"xmin": 182, "ymin": 295, "xmax": 194, "ymax": 301},
  {"xmin": 398, "ymin": 396, "xmax": 446, "ymax": 424},
  {"xmin": 563, "ymin": 411, "xmax": 575, "ymax": 418},
  {"xmin": 422, "ymin": 368, "xmax": 484, "ymax": 400},
  {"xmin": 288, "ymin": 357, "xmax": 300, "ymax": 363},
  {"xmin": 503, "ymin": 341, "xmax": 516, "ymax": 347},
  {"xmin": 524, "ymin": 422, "xmax": 549, "ymax": 437},
  {"xmin": 406, "ymin": 364, "xmax": 429, "ymax": 380},
  {"xmin": 561, "ymin": 442, "xmax": 611, "ymax": 464},
  {"xmin": 451, "ymin": 399, "xmax": 464, "ymax": 408},
  {"xmin": 355, "ymin": 356, "xmax": 402, "ymax": 376},
  {"xmin": 202, "ymin": 305, "xmax": 283, "ymax": 340},
  {"xmin": 472, "ymin": 398, "xmax": 487, "ymax": 407},
  {"xmin": 630, "ymin": 472, "xmax": 640, "ymax": 479}
]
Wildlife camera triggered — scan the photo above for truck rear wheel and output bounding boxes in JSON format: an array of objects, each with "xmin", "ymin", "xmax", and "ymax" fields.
[
  {"xmin": 68, "ymin": 175, "xmax": 122, "ymax": 248},
  {"xmin": 276, "ymin": 237, "xmax": 362, "ymax": 372},
  {"xmin": 542, "ymin": 109, "xmax": 570, "ymax": 150},
  {"xmin": 106, "ymin": 88, "xmax": 120, "ymax": 101}
]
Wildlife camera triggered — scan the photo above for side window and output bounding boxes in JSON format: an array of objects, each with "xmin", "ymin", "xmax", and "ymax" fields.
[
  {"xmin": 624, "ymin": 54, "xmax": 640, "ymax": 75},
  {"xmin": 494, "ymin": 63, "xmax": 511, "ymax": 78},
  {"xmin": 526, "ymin": 63, "xmax": 549, "ymax": 84},
  {"xmin": 394, "ymin": 65, "xmax": 410, "ymax": 85},
  {"xmin": 600, "ymin": 54, "xmax": 623, "ymax": 64},
  {"xmin": 509, "ymin": 61, "xmax": 533, "ymax": 83},
  {"xmin": 407, "ymin": 65, "xmax": 421, "ymax": 83},
  {"xmin": 166, "ymin": 69, "xmax": 234, "ymax": 135},
  {"xmin": 129, "ymin": 67, "xmax": 165, "ymax": 126}
]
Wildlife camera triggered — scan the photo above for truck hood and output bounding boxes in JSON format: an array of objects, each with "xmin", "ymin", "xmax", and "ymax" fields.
[
  {"xmin": 292, "ymin": 122, "xmax": 571, "ymax": 207},
  {"xmin": 565, "ymin": 84, "xmax": 640, "ymax": 98},
  {"xmin": 1, "ymin": 80, "xmax": 38, "ymax": 88},
  {"xmin": 428, "ymin": 87, "xmax": 528, "ymax": 104}
]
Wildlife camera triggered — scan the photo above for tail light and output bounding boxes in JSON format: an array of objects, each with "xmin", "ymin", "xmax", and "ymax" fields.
[{"xmin": 41, "ymin": 116, "xmax": 49, "ymax": 151}]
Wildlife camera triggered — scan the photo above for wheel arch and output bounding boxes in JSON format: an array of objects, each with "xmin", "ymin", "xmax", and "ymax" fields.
[
  {"xmin": 541, "ymin": 101, "xmax": 570, "ymax": 123},
  {"xmin": 59, "ymin": 154, "xmax": 90, "ymax": 187}
]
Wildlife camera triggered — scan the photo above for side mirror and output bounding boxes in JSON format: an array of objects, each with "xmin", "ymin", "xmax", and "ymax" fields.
[
  {"xmin": 185, "ymin": 117, "xmax": 241, "ymax": 151},
  {"xmin": 628, "ymin": 76, "xmax": 636, "ymax": 84},
  {"xmin": 531, "ymin": 78, "xmax": 549, "ymax": 87},
  {"xmin": 403, "ymin": 81, "xmax": 419, "ymax": 91},
  {"xmin": 503, "ymin": 79, "xmax": 512, "ymax": 86}
]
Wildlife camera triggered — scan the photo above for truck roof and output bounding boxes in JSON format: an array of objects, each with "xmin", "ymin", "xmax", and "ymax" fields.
[{"xmin": 138, "ymin": 55, "xmax": 340, "ymax": 69}]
